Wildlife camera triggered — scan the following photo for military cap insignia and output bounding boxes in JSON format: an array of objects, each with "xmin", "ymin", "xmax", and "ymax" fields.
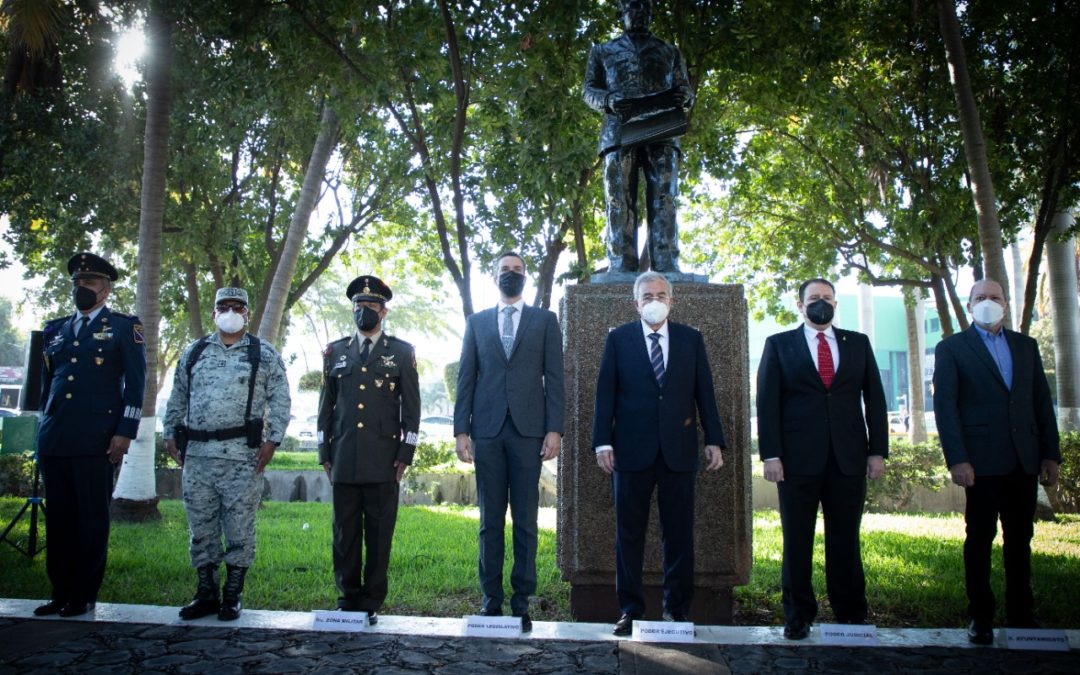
[{"xmin": 133, "ymin": 324, "xmax": 145, "ymax": 344}]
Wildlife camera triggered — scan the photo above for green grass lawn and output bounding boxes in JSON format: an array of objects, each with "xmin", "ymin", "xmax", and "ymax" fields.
[{"xmin": 1, "ymin": 498, "xmax": 1078, "ymax": 627}]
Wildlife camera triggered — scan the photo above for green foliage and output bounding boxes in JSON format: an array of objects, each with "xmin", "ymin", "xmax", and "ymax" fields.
[
  {"xmin": 0, "ymin": 298, "xmax": 26, "ymax": 366},
  {"xmin": 865, "ymin": 438, "xmax": 947, "ymax": 513},
  {"xmin": 443, "ymin": 361, "xmax": 460, "ymax": 404},
  {"xmin": 0, "ymin": 452, "xmax": 34, "ymax": 497},
  {"xmin": 1047, "ymin": 431, "xmax": 1080, "ymax": 514},
  {"xmin": 298, "ymin": 370, "xmax": 322, "ymax": 392}
]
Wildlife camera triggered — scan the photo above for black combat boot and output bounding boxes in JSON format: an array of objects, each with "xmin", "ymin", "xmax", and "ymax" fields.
[
  {"xmin": 178, "ymin": 565, "xmax": 220, "ymax": 620},
  {"xmin": 218, "ymin": 565, "xmax": 247, "ymax": 621}
]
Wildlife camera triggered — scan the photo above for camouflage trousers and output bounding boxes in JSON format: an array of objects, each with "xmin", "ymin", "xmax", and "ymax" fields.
[{"xmin": 182, "ymin": 455, "xmax": 262, "ymax": 568}]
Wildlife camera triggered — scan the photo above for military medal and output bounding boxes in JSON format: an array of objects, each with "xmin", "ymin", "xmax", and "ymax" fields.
[
  {"xmin": 375, "ymin": 379, "xmax": 384, "ymax": 388},
  {"xmin": 95, "ymin": 357, "xmax": 104, "ymax": 365},
  {"xmin": 380, "ymin": 355, "xmax": 396, "ymax": 368},
  {"xmin": 389, "ymin": 382, "xmax": 396, "ymax": 392},
  {"xmin": 93, "ymin": 331, "xmax": 113, "ymax": 340}
]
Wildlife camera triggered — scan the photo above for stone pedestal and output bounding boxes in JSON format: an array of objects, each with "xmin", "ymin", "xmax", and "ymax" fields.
[{"xmin": 557, "ymin": 282, "xmax": 751, "ymax": 623}]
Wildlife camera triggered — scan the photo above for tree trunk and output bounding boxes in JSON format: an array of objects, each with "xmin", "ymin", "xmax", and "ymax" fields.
[
  {"xmin": 904, "ymin": 289, "xmax": 928, "ymax": 443},
  {"xmin": 1009, "ymin": 242, "xmax": 1025, "ymax": 328},
  {"xmin": 937, "ymin": 0, "xmax": 1009, "ymax": 304},
  {"xmin": 1047, "ymin": 210, "xmax": 1080, "ymax": 431},
  {"xmin": 180, "ymin": 258, "xmax": 203, "ymax": 339},
  {"xmin": 112, "ymin": 3, "xmax": 171, "ymax": 521},
  {"xmin": 256, "ymin": 102, "xmax": 339, "ymax": 343},
  {"xmin": 930, "ymin": 273, "xmax": 954, "ymax": 337}
]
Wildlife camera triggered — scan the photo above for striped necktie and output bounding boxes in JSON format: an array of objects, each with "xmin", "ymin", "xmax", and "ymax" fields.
[{"xmin": 649, "ymin": 332, "xmax": 665, "ymax": 387}]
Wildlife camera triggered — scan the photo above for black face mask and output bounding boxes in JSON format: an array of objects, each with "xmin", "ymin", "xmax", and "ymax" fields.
[
  {"xmin": 73, "ymin": 285, "xmax": 99, "ymax": 311},
  {"xmin": 805, "ymin": 299, "xmax": 835, "ymax": 326},
  {"xmin": 498, "ymin": 271, "xmax": 526, "ymax": 298},
  {"xmin": 353, "ymin": 306, "xmax": 381, "ymax": 333}
]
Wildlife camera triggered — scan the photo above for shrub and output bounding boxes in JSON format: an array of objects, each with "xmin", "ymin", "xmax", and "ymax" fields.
[
  {"xmin": 298, "ymin": 370, "xmax": 322, "ymax": 392},
  {"xmin": 443, "ymin": 362, "xmax": 460, "ymax": 404},
  {"xmin": 1047, "ymin": 431, "xmax": 1080, "ymax": 514},
  {"xmin": 865, "ymin": 437, "xmax": 948, "ymax": 512},
  {"xmin": 0, "ymin": 452, "xmax": 35, "ymax": 497},
  {"xmin": 403, "ymin": 439, "xmax": 458, "ymax": 497}
]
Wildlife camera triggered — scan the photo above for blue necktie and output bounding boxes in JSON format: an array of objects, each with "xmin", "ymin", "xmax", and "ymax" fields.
[
  {"xmin": 501, "ymin": 306, "xmax": 517, "ymax": 358},
  {"xmin": 360, "ymin": 337, "xmax": 371, "ymax": 364},
  {"xmin": 649, "ymin": 332, "xmax": 665, "ymax": 387}
]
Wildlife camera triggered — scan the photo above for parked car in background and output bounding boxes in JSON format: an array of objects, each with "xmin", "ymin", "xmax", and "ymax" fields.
[
  {"xmin": 420, "ymin": 415, "xmax": 455, "ymax": 442},
  {"xmin": 888, "ymin": 412, "xmax": 909, "ymax": 434}
]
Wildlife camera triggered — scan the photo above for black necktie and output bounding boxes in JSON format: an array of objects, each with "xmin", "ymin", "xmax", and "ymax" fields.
[
  {"xmin": 78, "ymin": 316, "xmax": 89, "ymax": 339},
  {"xmin": 360, "ymin": 337, "xmax": 372, "ymax": 364}
]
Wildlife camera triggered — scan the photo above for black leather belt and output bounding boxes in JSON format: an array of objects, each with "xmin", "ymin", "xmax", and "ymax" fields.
[{"xmin": 186, "ymin": 426, "xmax": 247, "ymax": 442}]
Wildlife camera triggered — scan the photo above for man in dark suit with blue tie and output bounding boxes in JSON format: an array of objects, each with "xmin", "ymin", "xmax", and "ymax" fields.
[
  {"xmin": 756, "ymin": 278, "xmax": 888, "ymax": 640},
  {"xmin": 454, "ymin": 251, "xmax": 565, "ymax": 632},
  {"xmin": 33, "ymin": 252, "xmax": 146, "ymax": 618},
  {"xmin": 593, "ymin": 271, "xmax": 725, "ymax": 636},
  {"xmin": 933, "ymin": 278, "xmax": 1060, "ymax": 644}
]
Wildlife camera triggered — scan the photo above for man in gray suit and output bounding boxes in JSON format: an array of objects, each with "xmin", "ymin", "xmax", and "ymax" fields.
[{"xmin": 454, "ymin": 251, "xmax": 565, "ymax": 632}]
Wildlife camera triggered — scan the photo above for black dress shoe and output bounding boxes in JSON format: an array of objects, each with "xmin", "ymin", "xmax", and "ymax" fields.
[
  {"xmin": 59, "ymin": 602, "xmax": 94, "ymax": 618},
  {"xmin": 478, "ymin": 607, "xmax": 503, "ymax": 616},
  {"xmin": 968, "ymin": 619, "xmax": 994, "ymax": 645},
  {"xmin": 33, "ymin": 600, "xmax": 65, "ymax": 616},
  {"xmin": 662, "ymin": 611, "xmax": 689, "ymax": 622},
  {"xmin": 514, "ymin": 612, "xmax": 532, "ymax": 633},
  {"xmin": 784, "ymin": 620, "xmax": 810, "ymax": 640},
  {"xmin": 613, "ymin": 613, "xmax": 639, "ymax": 637}
]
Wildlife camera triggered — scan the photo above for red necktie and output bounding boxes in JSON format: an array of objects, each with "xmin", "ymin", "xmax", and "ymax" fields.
[{"xmin": 817, "ymin": 332, "xmax": 834, "ymax": 389}]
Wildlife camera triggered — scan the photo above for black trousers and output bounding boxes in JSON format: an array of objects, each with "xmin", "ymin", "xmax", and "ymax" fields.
[
  {"xmin": 613, "ymin": 453, "xmax": 696, "ymax": 616},
  {"xmin": 39, "ymin": 454, "xmax": 115, "ymax": 605},
  {"xmin": 963, "ymin": 466, "xmax": 1038, "ymax": 624},
  {"xmin": 777, "ymin": 453, "xmax": 868, "ymax": 624},
  {"xmin": 332, "ymin": 481, "xmax": 399, "ymax": 612}
]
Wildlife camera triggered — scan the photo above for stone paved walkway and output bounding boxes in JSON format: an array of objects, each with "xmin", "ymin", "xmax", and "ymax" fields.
[{"xmin": 1, "ymin": 607, "xmax": 1078, "ymax": 674}]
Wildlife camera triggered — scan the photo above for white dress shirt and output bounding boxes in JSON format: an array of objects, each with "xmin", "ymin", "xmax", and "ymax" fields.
[
  {"xmin": 802, "ymin": 323, "xmax": 839, "ymax": 370},
  {"xmin": 497, "ymin": 298, "xmax": 526, "ymax": 339}
]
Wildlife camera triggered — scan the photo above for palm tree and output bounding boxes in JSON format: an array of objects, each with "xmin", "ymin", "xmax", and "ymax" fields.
[
  {"xmin": 937, "ymin": 0, "xmax": 1009, "ymax": 303},
  {"xmin": 111, "ymin": 2, "xmax": 171, "ymax": 521},
  {"xmin": 1046, "ymin": 210, "xmax": 1080, "ymax": 432}
]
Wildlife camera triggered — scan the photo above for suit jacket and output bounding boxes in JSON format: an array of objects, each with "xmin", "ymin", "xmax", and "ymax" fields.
[
  {"xmin": 756, "ymin": 326, "xmax": 888, "ymax": 476},
  {"xmin": 318, "ymin": 333, "xmax": 421, "ymax": 484},
  {"xmin": 454, "ymin": 305, "xmax": 565, "ymax": 439},
  {"xmin": 592, "ymin": 320, "xmax": 725, "ymax": 472},
  {"xmin": 933, "ymin": 326, "xmax": 1060, "ymax": 476},
  {"xmin": 36, "ymin": 306, "xmax": 147, "ymax": 457}
]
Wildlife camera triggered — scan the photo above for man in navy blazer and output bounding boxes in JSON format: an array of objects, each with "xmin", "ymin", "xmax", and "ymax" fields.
[
  {"xmin": 757, "ymin": 278, "xmax": 888, "ymax": 640},
  {"xmin": 933, "ymin": 278, "xmax": 1060, "ymax": 644},
  {"xmin": 454, "ymin": 251, "xmax": 565, "ymax": 631},
  {"xmin": 593, "ymin": 271, "xmax": 725, "ymax": 636}
]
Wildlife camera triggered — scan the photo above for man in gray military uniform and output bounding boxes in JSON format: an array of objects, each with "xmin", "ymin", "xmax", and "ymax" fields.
[
  {"xmin": 318, "ymin": 275, "xmax": 420, "ymax": 624},
  {"xmin": 164, "ymin": 287, "xmax": 291, "ymax": 621}
]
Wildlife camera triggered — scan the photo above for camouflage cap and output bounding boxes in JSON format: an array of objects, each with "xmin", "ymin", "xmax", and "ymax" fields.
[{"xmin": 214, "ymin": 287, "xmax": 249, "ymax": 305}]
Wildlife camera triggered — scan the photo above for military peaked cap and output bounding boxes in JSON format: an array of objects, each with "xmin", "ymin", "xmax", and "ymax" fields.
[
  {"xmin": 346, "ymin": 275, "xmax": 392, "ymax": 303},
  {"xmin": 67, "ymin": 252, "xmax": 119, "ymax": 281}
]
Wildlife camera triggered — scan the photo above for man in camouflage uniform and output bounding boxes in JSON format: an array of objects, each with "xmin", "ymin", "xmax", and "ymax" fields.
[
  {"xmin": 164, "ymin": 287, "xmax": 291, "ymax": 621},
  {"xmin": 318, "ymin": 275, "xmax": 420, "ymax": 624}
]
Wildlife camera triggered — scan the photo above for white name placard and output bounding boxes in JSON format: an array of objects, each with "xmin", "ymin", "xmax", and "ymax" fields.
[
  {"xmin": 311, "ymin": 610, "xmax": 369, "ymax": 632},
  {"xmin": 632, "ymin": 620, "xmax": 695, "ymax": 643},
  {"xmin": 462, "ymin": 615, "xmax": 523, "ymax": 638},
  {"xmin": 818, "ymin": 623, "xmax": 878, "ymax": 647},
  {"xmin": 1005, "ymin": 628, "xmax": 1070, "ymax": 652}
]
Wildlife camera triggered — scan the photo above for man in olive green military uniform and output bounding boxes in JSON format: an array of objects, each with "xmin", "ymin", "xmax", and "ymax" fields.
[{"xmin": 318, "ymin": 275, "xmax": 421, "ymax": 623}]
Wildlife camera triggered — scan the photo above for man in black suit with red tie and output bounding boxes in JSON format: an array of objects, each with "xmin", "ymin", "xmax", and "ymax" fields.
[
  {"xmin": 933, "ymin": 278, "xmax": 1060, "ymax": 644},
  {"xmin": 756, "ymin": 278, "xmax": 888, "ymax": 640},
  {"xmin": 593, "ymin": 271, "xmax": 725, "ymax": 637}
]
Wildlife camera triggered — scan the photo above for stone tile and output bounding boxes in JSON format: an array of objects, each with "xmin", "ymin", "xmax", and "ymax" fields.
[{"xmin": 139, "ymin": 654, "xmax": 202, "ymax": 668}]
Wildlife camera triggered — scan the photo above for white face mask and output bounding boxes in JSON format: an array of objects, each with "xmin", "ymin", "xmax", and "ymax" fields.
[
  {"xmin": 215, "ymin": 309, "xmax": 246, "ymax": 334},
  {"xmin": 971, "ymin": 299, "xmax": 1005, "ymax": 328},
  {"xmin": 640, "ymin": 300, "xmax": 670, "ymax": 325}
]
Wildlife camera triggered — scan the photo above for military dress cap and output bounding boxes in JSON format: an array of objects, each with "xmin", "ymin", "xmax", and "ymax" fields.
[
  {"xmin": 215, "ymin": 287, "xmax": 249, "ymax": 305},
  {"xmin": 67, "ymin": 252, "xmax": 119, "ymax": 281},
  {"xmin": 346, "ymin": 275, "xmax": 392, "ymax": 303}
]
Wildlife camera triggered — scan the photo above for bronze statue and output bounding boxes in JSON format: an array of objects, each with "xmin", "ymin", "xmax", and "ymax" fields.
[{"xmin": 584, "ymin": 0, "xmax": 694, "ymax": 277}]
